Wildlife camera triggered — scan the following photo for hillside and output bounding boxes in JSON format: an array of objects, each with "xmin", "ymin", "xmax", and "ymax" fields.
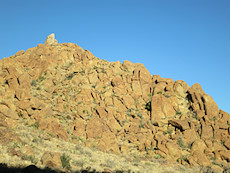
[{"xmin": 0, "ymin": 34, "xmax": 229, "ymax": 173}]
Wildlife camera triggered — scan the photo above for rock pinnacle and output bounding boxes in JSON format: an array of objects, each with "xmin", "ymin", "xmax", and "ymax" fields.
[{"xmin": 44, "ymin": 33, "xmax": 58, "ymax": 45}]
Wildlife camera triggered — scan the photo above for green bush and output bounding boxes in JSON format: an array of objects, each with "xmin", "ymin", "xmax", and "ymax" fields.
[
  {"xmin": 32, "ymin": 122, "xmax": 39, "ymax": 129},
  {"xmin": 38, "ymin": 76, "xmax": 45, "ymax": 81},
  {"xmin": 176, "ymin": 111, "xmax": 182, "ymax": 115},
  {"xmin": 177, "ymin": 137, "xmax": 186, "ymax": 149},
  {"xmin": 67, "ymin": 73, "xmax": 75, "ymax": 80},
  {"xmin": 154, "ymin": 154, "xmax": 163, "ymax": 159},
  {"xmin": 139, "ymin": 120, "xmax": 145, "ymax": 128},
  {"xmin": 145, "ymin": 102, "xmax": 151, "ymax": 111},
  {"xmin": 31, "ymin": 80, "xmax": 37, "ymax": 86},
  {"xmin": 137, "ymin": 113, "xmax": 143, "ymax": 119},
  {"xmin": 60, "ymin": 154, "xmax": 71, "ymax": 169}
]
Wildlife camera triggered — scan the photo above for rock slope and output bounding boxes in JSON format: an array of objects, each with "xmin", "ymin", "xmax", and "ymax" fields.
[{"xmin": 0, "ymin": 34, "xmax": 229, "ymax": 172}]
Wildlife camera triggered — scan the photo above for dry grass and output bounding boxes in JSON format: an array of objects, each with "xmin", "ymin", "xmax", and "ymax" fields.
[{"xmin": 0, "ymin": 118, "xmax": 199, "ymax": 173}]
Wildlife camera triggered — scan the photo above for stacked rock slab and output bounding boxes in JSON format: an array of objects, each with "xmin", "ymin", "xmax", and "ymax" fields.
[{"xmin": 0, "ymin": 34, "xmax": 230, "ymax": 170}]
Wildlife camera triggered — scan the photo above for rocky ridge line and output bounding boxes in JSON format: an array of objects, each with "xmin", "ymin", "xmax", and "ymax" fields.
[{"xmin": 0, "ymin": 34, "xmax": 229, "ymax": 172}]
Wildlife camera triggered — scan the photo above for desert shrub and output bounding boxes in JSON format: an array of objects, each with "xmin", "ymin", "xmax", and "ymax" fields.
[
  {"xmin": 176, "ymin": 111, "xmax": 182, "ymax": 115},
  {"xmin": 154, "ymin": 154, "xmax": 163, "ymax": 159},
  {"xmin": 137, "ymin": 113, "xmax": 143, "ymax": 119},
  {"xmin": 139, "ymin": 120, "xmax": 145, "ymax": 128},
  {"xmin": 18, "ymin": 111, "xmax": 23, "ymax": 117},
  {"xmin": 60, "ymin": 154, "xmax": 71, "ymax": 169},
  {"xmin": 31, "ymin": 122, "xmax": 39, "ymax": 129},
  {"xmin": 80, "ymin": 70, "xmax": 85, "ymax": 76},
  {"xmin": 73, "ymin": 160, "xmax": 84, "ymax": 167},
  {"xmin": 36, "ymin": 76, "xmax": 45, "ymax": 83},
  {"xmin": 177, "ymin": 137, "xmax": 186, "ymax": 149},
  {"xmin": 163, "ymin": 94, "xmax": 170, "ymax": 98},
  {"xmin": 67, "ymin": 73, "xmax": 75, "ymax": 80},
  {"xmin": 22, "ymin": 155, "xmax": 38, "ymax": 164},
  {"xmin": 31, "ymin": 80, "xmax": 37, "ymax": 86},
  {"xmin": 145, "ymin": 102, "xmax": 151, "ymax": 111},
  {"xmin": 126, "ymin": 109, "xmax": 131, "ymax": 116},
  {"xmin": 12, "ymin": 142, "xmax": 22, "ymax": 148}
]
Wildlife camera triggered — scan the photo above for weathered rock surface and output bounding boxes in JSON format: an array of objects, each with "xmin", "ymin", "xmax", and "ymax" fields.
[{"xmin": 0, "ymin": 34, "xmax": 229, "ymax": 172}]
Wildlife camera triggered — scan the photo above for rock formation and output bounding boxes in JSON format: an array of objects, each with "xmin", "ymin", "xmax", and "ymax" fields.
[{"xmin": 0, "ymin": 34, "xmax": 229, "ymax": 172}]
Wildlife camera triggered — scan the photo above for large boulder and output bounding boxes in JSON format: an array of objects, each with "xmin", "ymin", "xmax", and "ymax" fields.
[
  {"xmin": 41, "ymin": 151, "xmax": 62, "ymax": 168},
  {"xmin": 151, "ymin": 94, "xmax": 176, "ymax": 120},
  {"xmin": 202, "ymin": 94, "xmax": 219, "ymax": 118}
]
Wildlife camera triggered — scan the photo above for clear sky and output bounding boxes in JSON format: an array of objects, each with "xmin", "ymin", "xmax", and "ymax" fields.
[{"xmin": 0, "ymin": 0, "xmax": 229, "ymax": 113}]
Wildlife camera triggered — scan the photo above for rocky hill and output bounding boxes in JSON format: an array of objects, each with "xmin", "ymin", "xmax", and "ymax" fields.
[{"xmin": 0, "ymin": 34, "xmax": 229, "ymax": 173}]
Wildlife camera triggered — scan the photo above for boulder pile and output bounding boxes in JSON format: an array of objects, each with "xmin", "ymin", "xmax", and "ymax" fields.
[{"xmin": 0, "ymin": 34, "xmax": 229, "ymax": 171}]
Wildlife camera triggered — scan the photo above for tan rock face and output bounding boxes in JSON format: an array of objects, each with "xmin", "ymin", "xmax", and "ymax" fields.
[
  {"xmin": 38, "ymin": 118, "xmax": 68, "ymax": 141},
  {"xmin": 188, "ymin": 83, "xmax": 219, "ymax": 119},
  {"xmin": 0, "ymin": 104, "xmax": 18, "ymax": 120},
  {"xmin": 41, "ymin": 151, "xmax": 62, "ymax": 168},
  {"xmin": 44, "ymin": 33, "xmax": 58, "ymax": 45},
  {"xmin": 151, "ymin": 94, "xmax": 176, "ymax": 120},
  {"xmin": 173, "ymin": 80, "xmax": 190, "ymax": 98},
  {"xmin": 15, "ymin": 88, "xmax": 31, "ymax": 101},
  {"xmin": 201, "ymin": 124, "xmax": 213, "ymax": 139},
  {"xmin": 168, "ymin": 120, "xmax": 190, "ymax": 131},
  {"xmin": 0, "ymin": 33, "xmax": 229, "ymax": 170},
  {"xmin": 191, "ymin": 139, "xmax": 207, "ymax": 153},
  {"xmin": 166, "ymin": 142, "xmax": 182, "ymax": 159},
  {"xmin": 202, "ymin": 94, "xmax": 219, "ymax": 118}
]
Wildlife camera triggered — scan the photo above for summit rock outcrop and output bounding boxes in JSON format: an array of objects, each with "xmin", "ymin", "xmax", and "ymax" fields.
[{"xmin": 0, "ymin": 34, "xmax": 229, "ymax": 172}]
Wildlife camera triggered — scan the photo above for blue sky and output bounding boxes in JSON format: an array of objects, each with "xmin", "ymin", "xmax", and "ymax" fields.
[{"xmin": 0, "ymin": 0, "xmax": 229, "ymax": 113}]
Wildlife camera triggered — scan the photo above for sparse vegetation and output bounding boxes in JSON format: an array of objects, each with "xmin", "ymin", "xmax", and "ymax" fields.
[
  {"xmin": 101, "ymin": 68, "xmax": 106, "ymax": 73},
  {"xmin": 73, "ymin": 159, "xmax": 84, "ymax": 167},
  {"xmin": 60, "ymin": 153, "xmax": 71, "ymax": 169},
  {"xmin": 21, "ymin": 155, "xmax": 38, "ymax": 164},
  {"xmin": 47, "ymin": 132, "xmax": 55, "ymax": 138},
  {"xmin": 67, "ymin": 73, "xmax": 75, "ymax": 80},
  {"xmin": 31, "ymin": 80, "xmax": 37, "ymax": 86},
  {"xmin": 212, "ymin": 161, "xmax": 223, "ymax": 167},
  {"xmin": 126, "ymin": 109, "xmax": 131, "ymax": 116},
  {"xmin": 137, "ymin": 113, "xmax": 143, "ymax": 119},
  {"xmin": 145, "ymin": 101, "xmax": 151, "ymax": 111},
  {"xmin": 18, "ymin": 111, "xmax": 23, "ymax": 117},
  {"xmin": 80, "ymin": 70, "xmax": 85, "ymax": 76},
  {"xmin": 213, "ymin": 116, "xmax": 217, "ymax": 122},
  {"xmin": 68, "ymin": 62, "xmax": 73, "ymax": 67},
  {"xmin": 148, "ymin": 93, "xmax": 152, "ymax": 100},
  {"xmin": 139, "ymin": 120, "xmax": 145, "ymax": 128},
  {"xmin": 154, "ymin": 154, "xmax": 163, "ymax": 159},
  {"xmin": 163, "ymin": 94, "xmax": 170, "ymax": 98},
  {"xmin": 11, "ymin": 141, "xmax": 22, "ymax": 148},
  {"xmin": 93, "ymin": 65, "xmax": 98, "ymax": 70},
  {"xmin": 176, "ymin": 111, "xmax": 182, "ymax": 115},
  {"xmin": 192, "ymin": 111, "xmax": 199, "ymax": 120},
  {"xmin": 177, "ymin": 137, "xmax": 186, "ymax": 149},
  {"xmin": 31, "ymin": 122, "xmax": 39, "ymax": 129},
  {"xmin": 38, "ymin": 76, "xmax": 45, "ymax": 81},
  {"xmin": 52, "ymin": 90, "xmax": 58, "ymax": 96},
  {"xmin": 163, "ymin": 129, "xmax": 172, "ymax": 135},
  {"xmin": 77, "ymin": 88, "xmax": 81, "ymax": 94},
  {"xmin": 0, "ymin": 34, "xmax": 228, "ymax": 173}
]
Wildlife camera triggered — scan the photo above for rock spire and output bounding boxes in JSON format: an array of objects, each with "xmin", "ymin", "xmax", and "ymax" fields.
[{"xmin": 44, "ymin": 33, "xmax": 58, "ymax": 45}]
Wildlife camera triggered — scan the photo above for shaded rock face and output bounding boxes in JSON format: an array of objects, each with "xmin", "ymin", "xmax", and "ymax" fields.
[{"xmin": 0, "ymin": 34, "xmax": 230, "ymax": 170}]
